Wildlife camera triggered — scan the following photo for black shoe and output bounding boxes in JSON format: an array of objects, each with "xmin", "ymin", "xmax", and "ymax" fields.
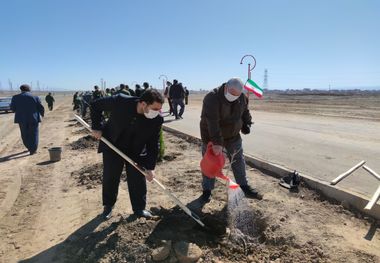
[
  {"xmin": 240, "ymin": 185, "xmax": 263, "ymax": 200},
  {"xmin": 179, "ymin": 115, "xmax": 183, "ymax": 119},
  {"xmin": 29, "ymin": 150, "xmax": 36, "ymax": 155},
  {"xmin": 200, "ymin": 190, "xmax": 211, "ymax": 203},
  {"xmin": 134, "ymin": 210, "xmax": 153, "ymax": 218},
  {"xmin": 102, "ymin": 205, "xmax": 113, "ymax": 220}
]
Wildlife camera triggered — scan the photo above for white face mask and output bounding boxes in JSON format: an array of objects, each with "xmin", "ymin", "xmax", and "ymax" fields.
[
  {"xmin": 144, "ymin": 109, "xmax": 160, "ymax": 119},
  {"xmin": 225, "ymin": 91, "xmax": 240, "ymax": 102}
]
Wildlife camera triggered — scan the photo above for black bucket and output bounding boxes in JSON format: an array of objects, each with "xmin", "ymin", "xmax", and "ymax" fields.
[{"xmin": 48, "ymin": 147, "xmax": 62, "ymax": 162}]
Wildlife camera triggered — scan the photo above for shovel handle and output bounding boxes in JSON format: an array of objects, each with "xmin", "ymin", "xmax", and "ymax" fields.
[
  {"xmin": 74, "ymin": 114, "xmax": 205, "ymax": 227},
  {"xmin": 75, "ymin": 115, "xmax": 149, "ymax": 175}
]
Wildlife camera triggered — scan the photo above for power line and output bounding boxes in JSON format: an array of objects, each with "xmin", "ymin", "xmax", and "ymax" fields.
[
  {"xmin": 263, "ymin": 69, "xmax": 268, "ymax": 88},
  {"xmin": 8, "ymin": 79, "xmax": 13, "ymax": 91}
]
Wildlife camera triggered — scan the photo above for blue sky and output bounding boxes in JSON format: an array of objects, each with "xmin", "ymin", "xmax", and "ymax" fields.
[{"xmin": 0, "ymin": 0, "xmax": 379, "ymax": 91}]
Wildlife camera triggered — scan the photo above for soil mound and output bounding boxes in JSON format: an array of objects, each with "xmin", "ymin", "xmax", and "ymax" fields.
[
  {"xmin": 70, "ymin": 135, "xmax": 98, "ymax": 150},
  {"xmin": 71, "ymin": 163, "xmax": 103, "ymax": 188},
  {"xmin": 63, "ymin": 205, "xmax": 332, "ymax": 263},
  {"xmin": 71, "ymin": 127, "xmax": 88, "ymax": 135},
  {"xmin": 71, "ymin": 163, "xmax": 126, "ymax": 188}
]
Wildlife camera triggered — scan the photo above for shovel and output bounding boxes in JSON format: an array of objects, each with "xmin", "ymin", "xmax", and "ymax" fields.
[{"xmin": 74, "ymin": 114, "xmax": 205, "ymax": 227}]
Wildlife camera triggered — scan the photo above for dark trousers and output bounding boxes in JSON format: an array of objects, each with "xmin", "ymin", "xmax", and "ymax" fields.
[
  {"xmin": 19, "ymin": 122, "xmax": 39, "ymax": 153},
  {"xmin": 73, "ymin": 103, "xmax": 80, "ymax": 111},
  {"xmin": 102, "ymin": 149, "xmax": 147, "ymax": 212},
  {"xmin": 81, "ymin": 103, "xmax": 89, "ymax": 117},
  {"xmin": 167, "ymin": 98, "xmax": 174, "ymax": 114},
  {"xmin": 48, "ymin": 103, "xmax": 53, "ymax": 111},
  {"xmin": 172, "ymin": 98, "xmax": 185, "ymax": 118}
]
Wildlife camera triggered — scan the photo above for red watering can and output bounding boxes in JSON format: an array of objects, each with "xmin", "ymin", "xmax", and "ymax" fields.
[
  {"xmin": 200, "ymin": 142, "xmax": 225, "ymax": 178},
  {"xmin": 200, "ymin": 142, "xmax": 239, "ymax": 189}
]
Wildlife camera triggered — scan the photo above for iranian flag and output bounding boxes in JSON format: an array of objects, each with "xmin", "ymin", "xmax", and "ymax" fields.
[{"xmin": 244, "ymin": 79, "xmax": 263, "ymax": 98}]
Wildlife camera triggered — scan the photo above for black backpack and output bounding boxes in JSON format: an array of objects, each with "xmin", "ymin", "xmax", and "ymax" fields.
[{"xmin": 279, "ymin": 170, "xmax": 301, "ymax": 190}]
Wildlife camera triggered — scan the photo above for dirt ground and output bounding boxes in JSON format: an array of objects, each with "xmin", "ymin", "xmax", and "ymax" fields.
[
  {"xmin": 189, "ymin": 93, "xmax": 380, "ymax": 121},
  {"xmin": 0, "ymin": 97, "xmax": 379, "ymax": 263},
  {"xmin": 250, "ymin": 93, "xmax": 380, "ymax": 121}
]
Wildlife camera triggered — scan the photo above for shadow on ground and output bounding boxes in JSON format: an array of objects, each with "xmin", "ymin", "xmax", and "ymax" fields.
[
  {"xmin": 36, "ymin": 160, "xmax": 57, "ymax": 166},
  {"xmin": 19, "ymin": 215, "xmax": 107, "ymax": 263},
  {"xmin": 0, "ymin": 150, "xmax": 29, "ymax": 163}
]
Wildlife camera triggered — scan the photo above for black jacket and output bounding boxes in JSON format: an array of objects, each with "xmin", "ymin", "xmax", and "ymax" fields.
[
  {"xmin": 91, "ymin": 95, "xmax": 163, "ymax": 170},
  {"xmin": 200, "ymin": 84, "xmax": 252, "ymax": 145},
  {"xmin": 135, "ymin": 88, "xmax": 144, "ymax": 97},
  {"xmin": 45, "ymin": 95, "xmax": 55, "ymax": 104},
  {"xmin": 169, "ymin": 83, "xmax": 185, "ymax": 99},
  {"xmin": 92, "ymin": 90, "xmax": 103, "ymax": 100}
]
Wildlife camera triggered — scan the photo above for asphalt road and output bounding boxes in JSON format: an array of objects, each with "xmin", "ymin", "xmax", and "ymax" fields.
[{"xmin": 163, "ymin": 103, "xmax": 380, "ymax": 198}]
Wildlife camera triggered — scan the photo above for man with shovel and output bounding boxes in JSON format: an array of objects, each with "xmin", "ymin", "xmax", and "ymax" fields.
[
  {"xmin": 200, "ymin": 78, "xmax": 262, "ymax": 202},
  {"xmin": 90, "ymin": 89, "xmax": 164, "ymax": 220}
]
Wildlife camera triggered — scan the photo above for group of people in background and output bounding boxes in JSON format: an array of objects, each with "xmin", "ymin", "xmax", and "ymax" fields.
[
  {"xmin": 72, "ymin": 80, "xmax": 190, "ymax": 120},
  {"xmin": 164, "ymin": 79, "xmax": 189, "ymax": 119},
  {"xmin": 72, "ymin": 82, "xmax": 155, "ymax": 116}
]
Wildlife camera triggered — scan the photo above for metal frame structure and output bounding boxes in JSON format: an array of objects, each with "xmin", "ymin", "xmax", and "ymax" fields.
[{"xmin": 330, "ymin": 161, "xmax": 380, "ymax": 210}]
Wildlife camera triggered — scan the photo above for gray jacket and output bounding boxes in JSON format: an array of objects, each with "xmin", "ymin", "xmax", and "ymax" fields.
[{"xmin": 200, "ymin": 84, "xmax": 252, "ymax": 145}]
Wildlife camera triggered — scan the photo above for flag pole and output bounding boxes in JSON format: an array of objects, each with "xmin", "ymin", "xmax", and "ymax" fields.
[
  {"xmin": 240, "ymin": 55, "xmax": 256, "ymax": 102},
  {"xmin": 240, "ymin": 55, "xmax": 256, "ymax": 80}
]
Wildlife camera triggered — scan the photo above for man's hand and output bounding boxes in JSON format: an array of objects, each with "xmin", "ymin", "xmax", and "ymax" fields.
[
  {"xmin": 92, "ymin": 130, "xmax": 102, "ymax": 140},
  {"xmin": 241, "ymin": 124, "xmax": 250, "ymax": 135},
  {"xmin": 212, "ymin": 144, "xmax": 223, "ymax": 155},
  {"xmin": 145, "ymin": 170, "xmax": 155, "ymax": 182}
]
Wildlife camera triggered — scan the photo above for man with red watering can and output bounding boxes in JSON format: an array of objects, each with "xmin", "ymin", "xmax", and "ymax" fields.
[{"xmin": 200, "ymin": 78, "xmax": 263, "ymax": 202}]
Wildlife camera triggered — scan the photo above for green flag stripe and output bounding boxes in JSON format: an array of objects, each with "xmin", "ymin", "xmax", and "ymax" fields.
[{"xmin": 247, "ymin": 79, "xmax": 263, "ymax": 92}]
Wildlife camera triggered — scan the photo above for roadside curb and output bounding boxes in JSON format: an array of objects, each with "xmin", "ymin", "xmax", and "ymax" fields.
[{"xmin": 163, "ymin": 125, "xmax": 380, "ymax": 221}]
